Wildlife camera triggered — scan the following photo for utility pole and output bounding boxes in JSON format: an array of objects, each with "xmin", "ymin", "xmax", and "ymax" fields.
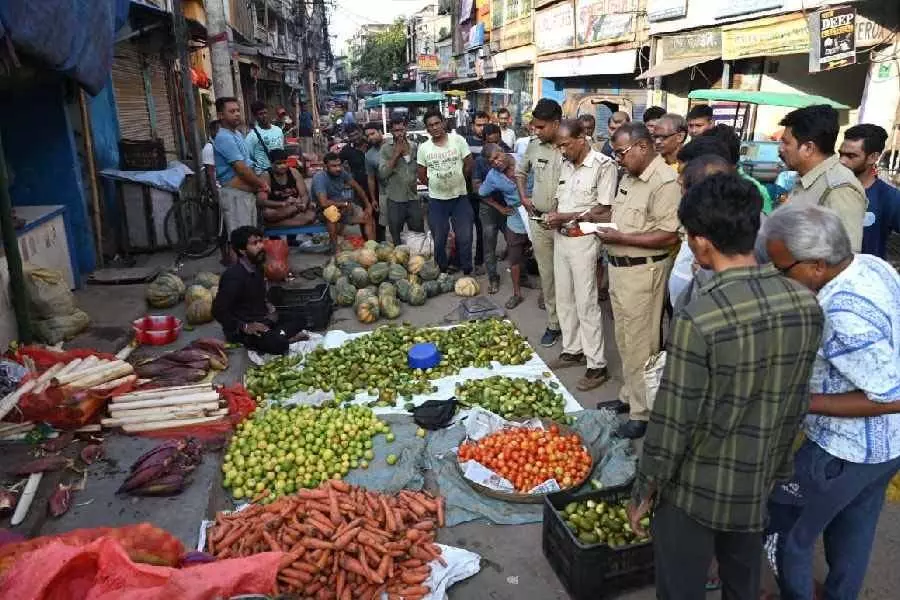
[
  {"xmin": 204, "ymin": 0, "xmax": 234, "ymax": 98},
  {"xmin": 172, "ymin": 0, "xmax": 203, "ymax": 196}
]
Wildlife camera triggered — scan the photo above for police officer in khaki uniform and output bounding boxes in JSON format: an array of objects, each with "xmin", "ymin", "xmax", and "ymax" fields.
[
  {"xmin": 542, "ymin": 119, "xmax": 618, "ymax": 391},
  {"xmin": 593, "ymin": 122, "xmax": 681, "ymax": 439},
  {"xmin": 778, "ymin": 105, "xmax": 867, "ymax": 251},
  {"xmin": 516, "ymin": 99, "xmax": 564, "ymax": 347}
]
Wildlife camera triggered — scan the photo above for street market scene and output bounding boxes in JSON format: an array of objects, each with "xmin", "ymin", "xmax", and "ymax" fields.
[{"xmin": 1, "ymin": 0, "xmax": 900, "ymax": 599}]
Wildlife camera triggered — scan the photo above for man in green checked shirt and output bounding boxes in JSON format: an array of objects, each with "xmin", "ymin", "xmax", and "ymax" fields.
[{"xmin": 628, "ymin": 173, "xmax": 824, "ymax": 599}]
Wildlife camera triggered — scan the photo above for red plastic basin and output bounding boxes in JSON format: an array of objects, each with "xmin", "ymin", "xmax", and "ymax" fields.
[{"xmin": 132, "ymin": 315, "xmax": 182, "ymax": 345}]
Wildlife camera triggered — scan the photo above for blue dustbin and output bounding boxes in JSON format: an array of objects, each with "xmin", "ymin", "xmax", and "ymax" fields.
[{"xmin": 408, "ymin": 342, "xmax": 441, "ymax": 369}]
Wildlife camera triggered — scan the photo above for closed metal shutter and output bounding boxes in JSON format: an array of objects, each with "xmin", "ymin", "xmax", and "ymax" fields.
[
  {"xmin": 112, "ymin": 45, "xmax": 151, "ymax": 142},
  {"xmin": 146, "ymin": 55, "xmax": 178, "ymax": 158}
]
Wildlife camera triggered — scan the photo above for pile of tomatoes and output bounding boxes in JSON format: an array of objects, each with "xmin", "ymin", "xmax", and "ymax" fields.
[{"xmin": 457, "ymin": 424, "xmax": 593, "ymax": 493}]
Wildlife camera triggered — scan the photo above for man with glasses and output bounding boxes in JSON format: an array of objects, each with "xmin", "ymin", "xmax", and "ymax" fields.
[
  {"xmin": 379, "ymin": 117, "xmax": 423, "ymax": 245},
  {"xmin": 592, "ymin": 123, "xmax": 681, "ymax": 438},
  {"xmin": 762, "ymin": 203, "xmax": 900, "ymax": 600},
  {"xmin": 653, "ymin": 113, "xmax": 688, "ymax": 167}
]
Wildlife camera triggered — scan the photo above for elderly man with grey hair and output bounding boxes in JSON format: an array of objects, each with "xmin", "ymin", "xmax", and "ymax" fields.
[
  {"xmin": 652, "ymin": 113, "xmax": 688, "ymax": 166},
  {"xmin": 761, "ymin": 202, "xmax": 900, "ymax": 600}
]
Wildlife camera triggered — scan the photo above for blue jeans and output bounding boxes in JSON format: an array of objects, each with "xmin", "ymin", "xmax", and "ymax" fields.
[
  {"xmin": 767, "ymin": 439, "xmax": 900, "ymax": 600},
  {"xmin": 428, "ymin": 195, "xmax": 474, "ymax": 273}
]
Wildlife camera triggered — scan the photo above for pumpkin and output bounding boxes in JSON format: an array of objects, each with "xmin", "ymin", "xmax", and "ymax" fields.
[
  {"xmin": 356, "ymin": 298, "xmax": 380, "ymax": 323},
  {"xmin": 365, "ymin": 285, "xmax": 379, "ymax": 297},
  {"xmin": 364, "ymin": 240, "xmax": 379, "ymax": 252},
  {"xmin": 380, "ymin": 295, "xmax": 401, "ymax": 319},
  {"xmin": 419, "ymin": 260, "xmax": 440, "ymax": 281},
  {"xmin": 336, "ymin": 250, "xmax": 357, "ymax": 267},
  {"xmin": 335, "ymin": 278, "xmax": 356, "ymax": 306},
  {"xmin": 339, "ymin": 239, "xmax": 357, "ymax": 252},
  {"xmin": 355, "ymin": 288, "xmax": 377, "ymax": 308},
  {"xmin": 408, "ymin": 283, "xmax": 427, "ymax": 306},
  {"xmin": 186, "ymin": 296, "xmax": 214, "ymax": 324},
  {"xmin": 388, "ymin": 264, "xmax": 408, "ymax": 283},
  {"xmin": 185, "ymin": 284, "xmax": 212, "ymax": 306},
  {"xmin": 368, "ymin": 262, "xmax": 390, "ymax": 284},
  {"xmin": 407, "ymin": 255, "xmax": 425, "ymax": 275},
  {"xmin": 340, "ymin": 260, "xmax": 362, "ymax": 277},
  {"xmin": 407, "ymin": 273, "xmax": 420, "ymax": 286},
  {"xmin": 378, "ymin": 282, "xmax": 397, "ymax": 297},
  {"xmin": 351, "ymin": 267, "xmax": 369, "ymax": 288},
  {"xmin": 194, "ymin": 272, "xmax": 220, "ymax": 289},
  {"xmin": 357, "ymin": 248, "xmax": 378, "ymax": 268},
  {"xmin": 396, "ymin": 279, "xmax": 411, "ymax": 302},
  {"xmin": 146, "ymin": 272, "xmax": 186, "ymax": 308},
  {"xmin": 323, "ymin": 263, "xmax": 341, "ymax": 284},
  {"xmin": 423, "ymin": 280, "xmax": 442, "ymax": 298},
  {"xmin": 455, "ymin": 276, "xmax": 480, "ymax": 297},
  {"xmin": 392, "ymin": 246, "xmax": 410, "ymax": 265},
  {"xmin": 376, "ymin": 242, "xmax": 395, "ymax": 262},
  {"xmin": 437, "ymin": 273, "xmax": 455, "ymax": 294}
]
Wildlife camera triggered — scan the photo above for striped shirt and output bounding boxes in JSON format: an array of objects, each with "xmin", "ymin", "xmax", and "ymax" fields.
[{"xmin": 635, "ymin": 264, "xmax": 824, "ymax": 531}]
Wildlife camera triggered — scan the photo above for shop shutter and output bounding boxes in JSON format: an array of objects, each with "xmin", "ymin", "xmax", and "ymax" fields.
[
  {"xmin": 145, "ymin": 55, "xmax": 179, "ymax": 158},
  {"xmin": 112, "ymin": 44, "xmax": 152, "ymax": 142}
]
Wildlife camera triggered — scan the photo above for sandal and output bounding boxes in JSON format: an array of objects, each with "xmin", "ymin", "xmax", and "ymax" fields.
[{"xmin": 505, "ymin": 295, "xmax": 523, "ymax": 310}]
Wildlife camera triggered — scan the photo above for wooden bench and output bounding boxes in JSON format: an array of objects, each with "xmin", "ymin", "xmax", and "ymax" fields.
[{"xmin": 264, "ymin": 223, "xmax": 328, "ymax": 238}]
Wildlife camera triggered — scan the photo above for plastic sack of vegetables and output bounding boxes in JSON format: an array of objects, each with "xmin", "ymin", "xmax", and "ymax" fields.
[{"xmin": 263, "ymin": 238, "xmax": 290, "ymax": 282}]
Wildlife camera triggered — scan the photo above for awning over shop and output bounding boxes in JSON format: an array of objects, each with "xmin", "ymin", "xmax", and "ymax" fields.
[
  {"xmin": 635, "ymin": 54, "xmax": 720, "ymax": 80},
  {"xmin": 537, "ymin": 49, "xmax": 636, "ymax": 79},
  {"xmin": 450, "ymin": 76, "xmax": 482, "ymax": 85}
]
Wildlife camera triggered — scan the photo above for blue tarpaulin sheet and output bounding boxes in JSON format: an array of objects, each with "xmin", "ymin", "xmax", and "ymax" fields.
[{"xmin": 0, "ymin": 0, "xmax": 130, "ymax": 95}]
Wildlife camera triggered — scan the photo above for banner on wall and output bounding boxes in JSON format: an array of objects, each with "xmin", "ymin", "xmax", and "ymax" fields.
[
  {"xmin": 660, "ymin": 26, "xmax": 721, "ymax": 59},
  {"xmin": 808, "ymin": 6, "xmax": 856, "ymax": 73},
  {"xmin": 575, "ymin": 0, "xmax": 637, "ymax": 47},
  {"xmin": 722, "ymin": 13, "xmax": 809, "ymax": 61},
  {"xmin": 535, "ymin": 1, "xmax": 575, "ymax": 54},
  {"xmin": 647, "ymin": 0, "xmax": 687, "ymax": 23}
]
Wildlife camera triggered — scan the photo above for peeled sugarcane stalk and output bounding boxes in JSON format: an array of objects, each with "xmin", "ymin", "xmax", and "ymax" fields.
[
  {"xmin": 111, "ymin": 383, "xmax": 213, "ymax": 403},
  {"xmin": 75, "ymin": 355, "xmax": 101, "ymax": 373},
  {"xmin": 109, "ymin": 401, "xmax": 221, "ymax": 418},
  {"xmin": 0, "ymin": 423, "xmax": 35, "ymax": 438},
  {"xmin": 10, "ymin": 472, "xmax": 42, "ymax": 526},
  {"xmin": 0, "ymin": 379, "xmax": 36, "ymax": 422},
  {"xmin": 89, "ymin": 374, "xmax": 137, "ymax": 393},
  {"xmin": 55, "ymin": 358, "xmax": 83, "ymax": 378},
  {"xmin": 109, "ymin": 391, "xmax": 220, "ymax": 410},
  {"xmin": 0, "ymin": 421, "xmax": 33, "ymax": 434},
  {"xmin": 63, "ymin": 362, "xmax": 134, "ymax": 391},
  {"xmin": 121, "ymin": 412, "xmax": 228, "ymax": 433},
  {"xmin": 103, "ymin": 406, "xmax": 223, "ymax": 426},
  {"xmin": 53, "ymin": 360, "xmax": 123, "ymax": 385}
]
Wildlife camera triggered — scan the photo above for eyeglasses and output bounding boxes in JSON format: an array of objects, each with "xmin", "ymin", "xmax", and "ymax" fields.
[
  {"xmin": 613, "ymin": 144, "xmax": 634, "ymax": 159},
  {"xmin": 652, "ymin": 131, "xmax": 682, "ymax": 142},
  {"xmin": 775, "ymin": 259, "xmax": 807, "ymax": 275}
]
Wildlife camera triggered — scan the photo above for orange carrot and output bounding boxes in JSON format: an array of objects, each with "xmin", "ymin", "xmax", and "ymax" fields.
[
  {"xmin": 281, "ymin": 567, "xmax": 313, "ymax": 583},
  {"xmin": 328, "ymin": 487, "xmax": 342, "ymax": 526},
  {"xmin": 263, "ymin": 530, "xmax": 282, "ymax": 552},
  {"xmin": 376, "ymin": 554, "xmax": 391, "ymax": 581},
  {"xmin": 279, "ymin": 547, "xmax": 305, "ymax": 569},
  {"xmin": 215, "ymin": 523, "xmax": 248, "ymax": 553},
  {"xmin": 330, "ymin": 479, "xmax": 351, "ymax": 493},
  {"xmin": 296, "ymin": 488, "xmax": 330, "ymax": 499},
  {"xmin": 400, "ymin": 570, "xmax": 430, "ymax": 585},
  {"xmin": 401, "ymin": 559, "xmax": 424, "ymax": 568},
  {"xmin": 301, "ymin": 536, "xmax": 334, "ymax": 550},
  {"xmin": 411, "ymin": 520, "xmax": 435, "ymax": 531},
  {"xmin": 277, "ymin": 574, "xmax": 307, "ymax": 589},
  {"xmin": 305, "ymin": 581, "xmax": 324, "ymax": 596},
  {"xmin": 333, "ymin": 526, "xmax": 361, "ymax": 550},
  {"xmin": 435, "ymin": 495, "xmax": 445, "ymax": 527},
  {"xmin": 291, "ymin": 560, "xmax": 319, "ymax": 574},
  {"xmin": 336, "ymin": 566, "xmax": 346, "ymax": 599}
]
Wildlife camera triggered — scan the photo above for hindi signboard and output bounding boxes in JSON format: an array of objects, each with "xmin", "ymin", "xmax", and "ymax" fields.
[{"xmin": 535, "ymin": 1, "xmax": 575, "ymax": 54}]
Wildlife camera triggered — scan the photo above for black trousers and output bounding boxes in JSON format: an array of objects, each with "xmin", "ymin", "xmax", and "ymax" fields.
[
  {"xmin": 232, "ymin": 312, "xmax": 305, "ymax": 355},
  {"xmin": 469, "ymin": 194, "xmax": 484, "ymax": 266},
  {"xmin": 652, "ymin": 500, "xmax": 762, "ymax": 600}
]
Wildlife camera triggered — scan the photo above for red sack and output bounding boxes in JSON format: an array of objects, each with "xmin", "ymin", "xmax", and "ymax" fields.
[
  {"xmin": 0, "ymin": 536, "xmax": 281, "ymax": 600},
  {"xmin": 263, "ymin": 239, "xmax": 289, "ymax": 282}
]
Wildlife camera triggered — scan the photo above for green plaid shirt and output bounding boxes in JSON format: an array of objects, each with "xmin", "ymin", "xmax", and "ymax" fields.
[{"xmin": 635, "ymin": 264, "xmax": 824, "ymax": 532}]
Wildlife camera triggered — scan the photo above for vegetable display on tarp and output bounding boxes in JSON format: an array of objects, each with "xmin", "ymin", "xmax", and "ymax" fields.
[
  {"xmin": 455, "ymin": 375, "xmax": 567, "ymax": 421},
  {"xmin": 103, "ymin": 383, "xmax": 228, "ymax": 433},
  {"xmin": 201, "ymin": 480, "xmax": 480, "ymax": 599},
  {"xmin": 132, "ymin": 337, "xmax": 228, "ymax": 386}
]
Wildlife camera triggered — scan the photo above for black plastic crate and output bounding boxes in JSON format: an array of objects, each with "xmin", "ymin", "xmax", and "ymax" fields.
[
  {"xmin": 268, "ymin": 283, "xmax": 333, "ymax": 331},
  {"xmin": 543, "ymin": 482, "xmax": 654, "ymax": 599}
]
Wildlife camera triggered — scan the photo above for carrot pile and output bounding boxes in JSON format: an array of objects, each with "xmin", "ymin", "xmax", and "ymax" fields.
[{"xmin": 205, "ymin": 480, "xmax": 446, "ymax": 600}]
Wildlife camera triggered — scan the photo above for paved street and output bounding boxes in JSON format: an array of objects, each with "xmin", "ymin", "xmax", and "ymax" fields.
[{"xmin": 54, "ymin": 247, "xmax": 900, "ymax": 598}]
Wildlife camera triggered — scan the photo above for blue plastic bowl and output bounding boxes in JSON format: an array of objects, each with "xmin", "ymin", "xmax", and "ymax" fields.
[{"xmin": 408, "ymin": 342, "xmax": 441, "ymax": 369}]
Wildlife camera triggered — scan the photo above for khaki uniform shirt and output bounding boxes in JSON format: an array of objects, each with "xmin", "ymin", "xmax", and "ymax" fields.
[
  {"xmin": 787, "ymin": 154, "xmax": 867, "ymax": 252},
  {"xmin": 378, "ymin": 140, "xmax": 418, "ymax": 203},
  {"xmin": 554, "ymin": 149, "xmax": 618, "ymax": 214},
  {"xmin": 516, "ymin": 138, "xmax": 562, "ymax": 213},
  {"xmin": 608, "ymin": 155, "xmax": 681, "ymax": 258}
]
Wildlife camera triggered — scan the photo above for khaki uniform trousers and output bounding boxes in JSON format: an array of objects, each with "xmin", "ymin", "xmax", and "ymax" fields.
[
  {"xmin": 554, "ymin": 233, "xmax": 606, "ymax": 370},
  {"xmin": 608, "ymin": 256, "xmax": 673, "ymax": 421},
  {"xmin": 529, "ymin": 220, "xmax": 559, "ymax": 330}
]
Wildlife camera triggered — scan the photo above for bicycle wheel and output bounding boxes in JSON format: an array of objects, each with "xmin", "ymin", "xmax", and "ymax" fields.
[{"xmin": 164, "ymin": 192, "xmax": 222, "ymax": 259}]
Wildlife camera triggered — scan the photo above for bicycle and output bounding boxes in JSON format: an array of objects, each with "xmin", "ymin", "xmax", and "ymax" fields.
[{"xmin": 164, "ymin": 184, "xmax": 222, "ymax": 260}]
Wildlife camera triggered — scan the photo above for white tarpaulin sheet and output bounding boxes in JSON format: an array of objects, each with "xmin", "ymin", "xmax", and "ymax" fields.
[{"xmin": 249, "ymin": 323, "xmax": 583, "ymax": 415}]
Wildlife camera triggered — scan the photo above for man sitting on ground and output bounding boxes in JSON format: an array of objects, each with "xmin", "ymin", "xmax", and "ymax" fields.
[
  {"xmin": 212, "ymin": 226, "xmax": 308, "ymax": 355},
  {"xmin": 311, "ymin": 153, "xmax": 375, "ymax": 249},
  {"xmin": 257, "ymin": 148, "xmax": 316, "ymax": 230}
]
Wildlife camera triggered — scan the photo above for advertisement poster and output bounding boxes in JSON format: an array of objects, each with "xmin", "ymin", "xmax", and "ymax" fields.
[
  {"xmin": 575, "ymin": 0, "xmax": 636, "ymax": 47},
  {"xmin": 722, "ymin": 13, "xmax": 809, "ymax": 61},
  {"xmin": 808, "ymin": 6, "xmax": 856, "ymax": 72},
  {"xmin": 535, "ymin": 1, "xmax": 575, "ymax": 54}
]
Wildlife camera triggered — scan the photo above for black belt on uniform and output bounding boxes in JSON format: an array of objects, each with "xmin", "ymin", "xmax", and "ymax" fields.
[{"xmin": 607, "ymin": 253, "xmax": 670, "ymax": 268}]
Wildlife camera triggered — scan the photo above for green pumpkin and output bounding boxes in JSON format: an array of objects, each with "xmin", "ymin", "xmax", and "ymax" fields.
[
  {"xmin": 338, "ymin": 240, "xmax": 357, "ymax": 252},
  {"xmin": 375, "ymin": 242, "xmax": 395, "ymax": 262},
  {"xmin": 354, "ymin": 288, "xmax": 377, "ymax": 308},
  {"xmin": 419, "ymin": 260, "xmax": 440, "ymax": 281},
  {"xmin": 437, "ymin": 272, "xmax": 455, "ymax": 294},
  {"xmin": 340, "ymin": 260, "xmax": 362, "ymax": 277},
  {"xmin": 422, "ymin": 280, "xmax": 442, "ymax": 298},
  {"xmin": 351, "ymin": 267, "xmax": 369, "ymax": 288},
  {"xmin": 322, "ymin": 263, "xmax": 341, "ymax": 284},
  {"xmin": 396, "ymin": 279, "xmax": 411, "ymax": 302},
  {"xmin": 368, "ymin": 261, "xmax": 390, "ymax": 284},
  {"xmin": 335, "ymin": 279, "xmax": 356, "ymax": 306},
  {"xmin": 363, "ymin": 240, "xmax": 379, "ymax": 252},
  {"xmin": 335, "ymin": 250, "xmax": 357, "ymax": 267},
  {"xmin": 392, "ymin": 246, "xmax": 410, "ymax": 265},
  {"xmin": 194, "ymin": 271, "xmax": 220, "ymax": 289},
  {"xmin": 378, "ymin": 282, "xmax": 397, "ymax": 297},
  {"xmin": 408, "ymin": 283, "xmax": 427, "ymax": 306},
  {"xmin": 146, "ymin": 272, "xmax": 186, "ymax": 308},
  {"xmin": 186, "ymin": 296, "xmax": 214, "ymax": 324},
  {"xmin": 380, "ymin": 295, "xmax": 401, "ymax": 319},
  {"xmin": 388, "ymin": 263, "xmax": 408, "ymax": 282}
]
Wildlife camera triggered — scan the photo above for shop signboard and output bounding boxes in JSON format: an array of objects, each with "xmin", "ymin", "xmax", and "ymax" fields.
[
  {"xmin": 535, "ymin": 1, "xmax": 575, "ymax": 54},
  {"xmin": 647, "ymin": 0, "xmax": 687, "ymax": 23},
  {"xmin": 808, "ymin": 6, "xmax": 856, "ymax": 72},
  {"xmin": 499, "ymin": 15, "xmax": 533, "ymax": 50},
  {"xmin": 855, "ymin": 15, "xmax": 890, "ymax": 48},
  {"xmin": 716, "ymin": 0, "xmax": 783, "ymax": 20},
  {"xmin": 417, "ymin": 54, "xmax": 439, "ymax": 73},
  {"xmin": 722, "ymin": 13, "xmax": 809, "ymax": 61},
  {"xmin": 575, "ymin": 0, "xmax": 637, "ymax": 47},
  {"xmin": 660, "ymin": 26, "xmax": 721, "ymax": 59}
]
